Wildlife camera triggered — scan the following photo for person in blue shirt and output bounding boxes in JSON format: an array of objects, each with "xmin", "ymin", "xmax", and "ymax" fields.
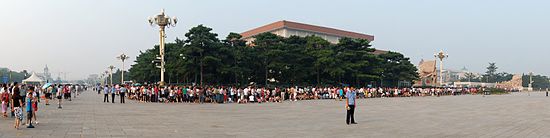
[
  {"xmin": 119, "ymin": 85, "xmax": 127, "ymax": 104},
  {"xmin": 346, "ymin": 87, "xmax": 357, "ymax": 125},
  {"xmin": 25, "ymin": 87, "xmax": 35, "ymax": 128},
  {"xmin": 111, "ymin": 86, "xmax": 117, "ymax": 103},
  {"xmin": 338, "ymin": 88, "xmax": 344, "ymax": 101}
]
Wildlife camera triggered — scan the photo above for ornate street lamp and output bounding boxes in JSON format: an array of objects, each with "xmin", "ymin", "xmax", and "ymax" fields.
[
  {"xmin": 108, "ymin": 65, "xmax": 115, "ymax": 86},
  {"xmin": 100, "ymin": 73, "xmax": 105, "ymax": 86},
  {"xmin": 148, "ymin": 9, "xmax": 177, "ymax": 86},
  {"xmin": 117, "ymin": 53, "xmax": 130, "ymax": 84},
  {"xmin": 434, "ymin": 50, "xmax": 448, "ymax": 87},
  {"xmin": 104, "ymin": 71, "xmax": 109, "ymax": 85}
]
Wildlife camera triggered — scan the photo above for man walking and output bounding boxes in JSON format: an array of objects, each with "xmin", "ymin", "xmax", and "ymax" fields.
[
  {"xmin": 346, "ymin": 87, "xmax": 357, "ymax": 125},
  {"xmin": 97, "ymin": 85, "xmax": 101, "ymax": 94}
]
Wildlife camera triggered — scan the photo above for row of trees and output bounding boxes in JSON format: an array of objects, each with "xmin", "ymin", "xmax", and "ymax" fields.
[
  {"xmin": 0, "ymin": 68, "xmax": 29, "ymax": 83},
  {"xmin": 128, "ymin": 25, "xmax": 419, "ymax": 87},
  {"xmin": 460, "ymin": 63, "xmax": 550, "ymax": 89},
  {"xmin": 461, "ymin": 63, "xmax": 514, "ymax": 83},
  {"xmin": 521, "ymin": 74, "xmax": 550, "ymax": 89}
]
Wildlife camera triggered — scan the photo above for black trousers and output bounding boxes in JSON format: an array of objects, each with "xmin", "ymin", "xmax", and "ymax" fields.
[
  {"xmin": 111, "ymin": 93, "xmax": 115, "ymax": 103},
  {"xmin": 104, "ymin": 94, "xmax": 109, "ymax": 102},
  {"xmin": 346, "ymin": 105, "xmax": 356, "ymax": 124},
  {"xmin": 120, "ymin": 93, "xmax": 125, "ymax": 103}
]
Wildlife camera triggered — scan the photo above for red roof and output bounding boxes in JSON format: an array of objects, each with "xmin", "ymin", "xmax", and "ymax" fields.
[{"xmin": 241, "ymin": 20, "xmax": 374, "ymax": 41}]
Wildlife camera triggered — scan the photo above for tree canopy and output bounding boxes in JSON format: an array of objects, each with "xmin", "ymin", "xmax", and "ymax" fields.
[{"xmin": 128, "ymin": 24, "xmax": 419, "ymax": 87}]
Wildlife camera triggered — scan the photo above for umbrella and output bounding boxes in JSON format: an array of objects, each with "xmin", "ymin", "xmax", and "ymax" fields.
[{"xmin": 42, "ymin": 83, "xmax": 53, "ymax": 89}]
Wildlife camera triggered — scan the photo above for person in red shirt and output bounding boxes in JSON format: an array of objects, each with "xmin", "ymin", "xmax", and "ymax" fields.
[
  {"xmin": 1, "ymin": 84, "xmax": 9, "ymax": 118},
  {"xmin": 153, "ymin": 86, "xmax": 159, "ymax": 102},
  {"xmin": 177, "ymin": 87, "xmax": 183, "ymax": 103}
]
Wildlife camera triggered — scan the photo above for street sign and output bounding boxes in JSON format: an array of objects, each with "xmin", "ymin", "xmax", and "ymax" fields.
[{"xmin": 2, "ymin": 76, "xmax": 8, "ymax": 83}]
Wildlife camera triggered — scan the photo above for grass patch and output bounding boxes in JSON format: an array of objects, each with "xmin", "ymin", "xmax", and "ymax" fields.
[{"xmin": 485, "ymin": 88, "xmax": 510, "ymax": 95}]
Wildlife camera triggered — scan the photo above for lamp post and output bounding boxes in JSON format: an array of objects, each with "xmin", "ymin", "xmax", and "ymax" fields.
[
  {"xmin": 434, "ymin": 50, "xmax": 448, "ymax": 87},
  {"xmin": 104, "ymin": 71, "xmax": 109, "ymax": 85},
  {"xmin": 148, "ymin": 9, "xmax": 177, "ymax": 86},
  {"xmin": 108, "ymin": 66, "xmax": 115, "ymax": 86},
  {"xmin": 100, "ymin": 73, "xmax": 105, "ymax": 86},
  {"xmin": 528, "ymin": 72, "xmax": 534, "ymax": 91},
  {"xmin": 117, "ymin": 53, "xmax": 130, "ymax": 84}
]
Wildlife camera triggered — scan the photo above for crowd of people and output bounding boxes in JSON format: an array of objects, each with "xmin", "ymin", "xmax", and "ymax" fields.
[
  {"xmin": 1, "ymin": 82, "xmax": 86, "ymax": 130},
  {"xmin": 94, "ymin": 84, "xmax": 484, "ymax": 104}
]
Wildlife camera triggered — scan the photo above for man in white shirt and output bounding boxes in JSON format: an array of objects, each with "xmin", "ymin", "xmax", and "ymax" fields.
[{"xmin": 103, "ymin": 85, "xmax": 110, "ymax": 103}]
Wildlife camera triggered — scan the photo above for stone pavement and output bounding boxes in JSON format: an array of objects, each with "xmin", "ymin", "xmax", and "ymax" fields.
[{"xmin": 2, "ymin": 91, "xmax": 550, "ymax": 138}]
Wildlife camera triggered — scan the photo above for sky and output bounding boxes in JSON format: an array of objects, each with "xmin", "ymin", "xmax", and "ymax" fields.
[{"xmin": 0, "ymin": 0, "xmax": 549, "ymax": 80}]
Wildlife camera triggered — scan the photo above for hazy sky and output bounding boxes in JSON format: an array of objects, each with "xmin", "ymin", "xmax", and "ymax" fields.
[{"xmin": 1, "ymin": 0, "xmax": 549, "ymax": 80}]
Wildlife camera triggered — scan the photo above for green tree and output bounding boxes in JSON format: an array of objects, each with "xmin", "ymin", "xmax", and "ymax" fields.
[
  {"xmin": 181, "ymin": 25, "xmax": 221, "ymax": 86},
  {"xmin": 128, "ymin": 46, "xmax": 160, "ymax": 83},
  {"xmin": 252, "ymin": 32, "xmax": 284, "ymax": 86},
  {"xmin": 522, "ymin": 74, "xmax": 550, "ymax": 89},
  {"xmin": 483, "ymin": 62, "xmax": 498, "ymax": 83},
  {"xmin": 305, "ymin": 35, "xmax": 333, "ymax": 86},
  {"xmin": 334, "ymin": 37, "xmax": 378, "ymax": 86},
  {"xmin": 378, "ymin": 51, "xmax": 419, "ymax": 87},
  {"xmin": 128, "ymin": 25, "xmax": 419, "ymax": 88},
  {"xmin": 461, "ymin": 72, "xmax": 481, "ymax": 82},
  {"xmin": 223, "ymin": 33, "xmax": 248, "ymax": 86}
]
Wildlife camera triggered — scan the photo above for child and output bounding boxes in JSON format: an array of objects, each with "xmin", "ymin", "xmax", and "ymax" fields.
[
  {"xmin": 32, "ymin": 88, "xmax": 39, "ymax": 124},
  {"xmin": 26, "ymin": 87, "xmax": 35, "ymax": 128}
]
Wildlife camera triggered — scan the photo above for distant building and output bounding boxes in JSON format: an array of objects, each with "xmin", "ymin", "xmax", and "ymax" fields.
[
  {"xmin": 440, "ymin": 67, "xmax": 481, "ymax": 83},
  {"xmin": 36, "ymin": 65, "xmax": 53, "ymax": 83},
  {"xmin": 43, "ymin": 65, "xmax": 52, "ymax": 82},
  {"xmin": 240, "ymin": 20, "xmax": 388, "ymax": 55},
  {"xmin": 241, "ymin": 20, "xmax": 375, "ymax": 44}
]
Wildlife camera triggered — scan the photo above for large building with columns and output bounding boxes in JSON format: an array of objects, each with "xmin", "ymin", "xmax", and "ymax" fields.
[{"xmin": 240, "ymin": 20, "xmax": 375, "ymax": 45}]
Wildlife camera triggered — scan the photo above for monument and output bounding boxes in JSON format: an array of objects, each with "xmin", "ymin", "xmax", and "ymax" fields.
[
  {"xmin": 496, "ymin": 74, "xmax": 523, "ymax": 91},
  {"xmin": 414, "ymin": 59, "xmax": 437, "ymax": 87}
]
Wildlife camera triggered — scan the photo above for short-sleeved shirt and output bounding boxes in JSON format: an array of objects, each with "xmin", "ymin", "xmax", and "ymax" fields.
[
  {"xmin": 346, "ymin": 90, "xmax": 356, "ymax": 105},
  {"xmin": 12, "ymin": 87, "xmax": 21, "ymax": 97},
  {"xmin": 26, "ymin": 97, "xmax": 32, "ymax": 112},
  {"xmin": 51, "ymin": 87, "xmax": 58, "ymax": 95},
  {"xmin": 104, "ymin": 87, "xmax": 110, "ymax": 94},
  {"xmin": 120, "ymin": 87, "xmax": 127, "ymax": 93},
  {"xmin": 12, "ymin": 95, "xmax": 21, "ymax": 107}
]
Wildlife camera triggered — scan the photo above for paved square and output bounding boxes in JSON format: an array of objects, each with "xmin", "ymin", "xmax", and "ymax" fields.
[{"xmin": 1, "ymin": 91, "xmax": 550, "ymax": 138}]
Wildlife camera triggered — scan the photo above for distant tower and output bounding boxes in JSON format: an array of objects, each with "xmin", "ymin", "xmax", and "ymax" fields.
[
  {"xmin": 44, "ymin": 65, "xmax": 51, "ymax": 82},
  {"xmin": 461, "ymin": 66, "xmax": 468, "ymax": 72}
]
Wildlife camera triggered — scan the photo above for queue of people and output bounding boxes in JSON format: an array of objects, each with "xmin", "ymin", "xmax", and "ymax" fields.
[
  {"xmin": 95, "ymin": 84, "xmax": 484, "ymax": 104},
  {"xmin": 1, "ymin": 82, "xmax": 86, "ymax": 130}
]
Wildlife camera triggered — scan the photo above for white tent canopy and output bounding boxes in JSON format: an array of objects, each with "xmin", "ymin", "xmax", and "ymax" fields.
[{"xmin": 22, "ymin": 72, "xmax": 44, "ymax": 84}]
